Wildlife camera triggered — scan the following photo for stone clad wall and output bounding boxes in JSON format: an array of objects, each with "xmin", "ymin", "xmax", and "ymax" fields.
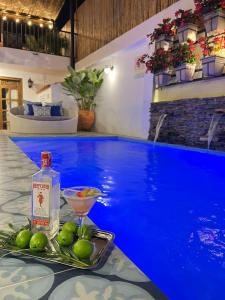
[{"xmin": 148, "ymin": 97, "xmax": 225, "ymax": 150}]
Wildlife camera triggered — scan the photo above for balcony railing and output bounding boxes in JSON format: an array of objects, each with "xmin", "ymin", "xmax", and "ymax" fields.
[{"xmin": 0, "ymin": 19, "xmax": 72, "ymax": 57}]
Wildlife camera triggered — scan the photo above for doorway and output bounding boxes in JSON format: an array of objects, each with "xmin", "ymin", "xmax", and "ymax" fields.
[{"xmin": 0, "ymin": 77, "xmax": 23, "ymax": 130}]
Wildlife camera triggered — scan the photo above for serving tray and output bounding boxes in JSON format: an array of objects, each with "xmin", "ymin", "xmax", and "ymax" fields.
[{"xmin": 0, "ymin": 223, "xmax": 115, "ymax": 270}]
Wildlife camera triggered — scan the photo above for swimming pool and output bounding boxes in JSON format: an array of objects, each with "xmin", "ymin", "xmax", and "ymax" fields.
[{"xmin": 12, "ymin": 136, "xmax": 225, "ymax": 300}]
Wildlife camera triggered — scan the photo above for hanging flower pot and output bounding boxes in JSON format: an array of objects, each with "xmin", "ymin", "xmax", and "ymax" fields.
[
  {"xmin": 175, "ymin": 9, "xmax": 201, "ymax": 43},
  {"xmin": 203, "ymin": 9, "xmax": 225, "ymax": 34},
  {"xmin": 175, "ymin": 63, "xmax": 196, "ymax": 82},
  {"xmin": 154, "ymin": 70, "xmax": 171, "ymax": 87},
  {"xmin": 201, "ymin": 55, "xmax": 225, "ymax": 77},
  {"xmin": 177, "ymin": 23, "xmax": 198, "ymax": 43},
  {"xmin": 147, "ymin": 18, "xmax": 176, "ymax": 51},
  {"xmin": 155, "ymin": 34, "xmax": 174, "ymax": 51},
  {"xmin": 172, "ymin": 41, "xmax": 197, "ymax": 82},
  {"xmin": 137, "ymin": 48, "xmax": 172, "ymax": 87}
]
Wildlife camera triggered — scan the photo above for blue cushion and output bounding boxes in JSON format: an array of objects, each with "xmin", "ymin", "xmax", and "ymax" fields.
[
  {"xmin": 50, "ymin": 105, "xmax": 62, "ymax": 116},
  {"xmin": 24, "ymin": 100, "xmax": 42, "ymax": 115},
  {"xmin": 43, "ymin": 102, "xmax": 63, "ymax": 116}
]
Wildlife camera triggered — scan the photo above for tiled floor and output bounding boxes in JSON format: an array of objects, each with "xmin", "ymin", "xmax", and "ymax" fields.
[{"xmin": 0, "ymin": 135, "xmax": 167, "ymax": 300}]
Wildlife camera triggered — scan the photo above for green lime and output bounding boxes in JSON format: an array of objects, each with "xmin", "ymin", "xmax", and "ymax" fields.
[
  {"xmin": 56, "ymin": 230, "xmax": 73, "ymax": 246},
  {"xmin": 77, "ymin": 224, "xmax": 91, "ymax": 240},
  {"xmin": 15, "ymin": 229, "xmax": 32, "ymax": 249},
  {"xmin": 62, "ymin": 222, "xmax": 77, "ymax": 234},
  {"xmin": 29, "ymin": 232, "xmax": 48, "ymax": 251},
  {"xmin": 72, "ymin": 239, "xmax": 94, "ymax": 259}
]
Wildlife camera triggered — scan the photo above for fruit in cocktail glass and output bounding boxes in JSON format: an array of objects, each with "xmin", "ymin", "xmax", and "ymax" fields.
[{"xmin": 62, "ymin": 187, "xmax": 105, "ymax": 233}]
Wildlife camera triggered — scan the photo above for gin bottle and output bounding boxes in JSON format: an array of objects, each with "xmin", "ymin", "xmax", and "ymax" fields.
[{"xmin": 31, "ymin": 152, "xmax": 60, "ymax": 239}]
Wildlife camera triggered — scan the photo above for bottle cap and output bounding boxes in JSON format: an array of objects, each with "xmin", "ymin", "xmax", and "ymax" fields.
[{"xmin": 41, "ymin": 152, "xmax": 52, "ymax": 168}]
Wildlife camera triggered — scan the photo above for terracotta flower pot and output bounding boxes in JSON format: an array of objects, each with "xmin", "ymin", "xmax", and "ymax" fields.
[{"xmin": 78, "ymin": 110, "xmax": 95, "ymax": 131}]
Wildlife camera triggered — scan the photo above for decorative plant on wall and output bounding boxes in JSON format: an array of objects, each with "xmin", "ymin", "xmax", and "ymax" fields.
[
  {"xmin": 172, "ymin": 40, "xmax": 196, "ymax": 68},
  {"xmin": 175, "ymin": 9, "xmax": 201, "ymax": 43},
  {"xmin": 194, "ymin": 0, "xmax": 225, "ymax": 33},
  {"xmin": 194, "ymin": 0, "xmax": 225, "ymax": 14},
  {"xmin": 62, "ymin": 66, "xmax": 104, "ymax": 130},
  {"xmin": 175, "ymin": 9, "xmax": 201, "ymax": 27},
  {"xmin": 198, "ymin": 34, "xmax": 225, "ymax": 56},
  {"xmin": 136, "ymin": 48, "xmax": 172, "ymax": 87},
  {"xmin": 148, "ymin": 18, "xmax": 176, "ymax": 44},
  {"xmin": 198, "ymin": 34, "xmax": 225, "ymax": 76},
  {"xmin": 172, "ymin": 40, "xmax": 197, "ymax": 81}
]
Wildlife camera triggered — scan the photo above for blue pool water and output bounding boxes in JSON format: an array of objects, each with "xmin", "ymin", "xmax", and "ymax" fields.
[{"xmin": 12, "ymin": 136, "xmax": 225, "ymax": 300}]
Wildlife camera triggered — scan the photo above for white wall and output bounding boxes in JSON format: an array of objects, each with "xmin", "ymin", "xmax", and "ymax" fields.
[
  {"xmin": 76, "ymin": 0, "xmax": 194, "ymax": 138},
  {"xmin": 0, "ymin": 67, "xmax": 66, "ymax": 101},
  {"xmin": 0, "ymin": 47, "xmax": 69, "ymax": 73},
  {"xmin": 0, "ymin": 47, "xmax": 70, "ymax": 102},
  {"xmin": 94, "ymin": 44, "xmax": 152, "ymax": 137}
]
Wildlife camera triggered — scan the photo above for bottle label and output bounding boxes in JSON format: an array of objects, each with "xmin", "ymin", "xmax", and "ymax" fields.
[{"xmin": 32, "ymin": 182, "xmax": 51, "ymax": 226}]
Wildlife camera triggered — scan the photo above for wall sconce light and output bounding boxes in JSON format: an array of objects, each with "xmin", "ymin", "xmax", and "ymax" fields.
[
  {"xmin": 104, "ymin": 65, "xmax": 114, "ymax": 74},
  {"xmin": 27, "ymin": 20, "xmax": 32, "ymax": 26},
  {"xmin": 16, "ymin": 18, "xmax": 20, "ymax": 23},
  {"xmin": 2, "ymin": 15, "xmax": 7, "ymax": 21},
  {"xmin": 28, "ymin": 78, "xmax": 34, "ymax": 88}
]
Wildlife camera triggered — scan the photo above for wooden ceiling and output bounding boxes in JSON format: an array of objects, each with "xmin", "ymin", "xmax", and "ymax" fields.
[{"xmin": 0, "ymin": 0, "xmax": 65, "ymax": 20}]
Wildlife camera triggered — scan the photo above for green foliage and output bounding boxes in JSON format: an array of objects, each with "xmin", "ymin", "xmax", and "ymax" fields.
[
  {"xmin": 62, "ymin": 66, "xmax": 104, "ymax": 111},
  {"xmin": 172, "ymin": 41, "xmax": 196, "ymax": 68},
  {"xmin": 25, "ymin": 32, "xmax": 69, "ymax": 55}
]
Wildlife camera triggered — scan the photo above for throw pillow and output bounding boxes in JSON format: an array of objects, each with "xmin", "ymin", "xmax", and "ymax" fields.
[
  {"xmin": 43, "ymin": 101, "xmax": 63, "ymax": 116},
  {"xmin": 33, "ymin": 105, "xmax": 51, "ymax": 117},
  {"xmin": 24, "ymin": 100, "xmax": 42, "ymax": 115}
]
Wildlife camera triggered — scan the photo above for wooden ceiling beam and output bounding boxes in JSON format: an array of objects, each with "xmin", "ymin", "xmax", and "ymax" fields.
[{"xmin": 55, "ymin": 0, "xmax": 85, "ymax": 30}]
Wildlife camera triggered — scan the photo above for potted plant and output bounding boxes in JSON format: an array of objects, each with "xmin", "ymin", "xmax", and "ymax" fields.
[
  {"xmin": 172, "ymin": 40, "xmax": 197, "ymax": 82},
  {"xmin": 60, "ymin": 36, "xmax": 69, "ymax": 56},
  {"xmin": 175, "ymin": 9, "xmax": 201, "ymax": 43},
  {"xmin": 137, "ymin": 48, "xmax": 172, "ymax": 87},
  {"xmin": 147, "ymin": 18, "xmax": 176, "ymax": 50},
  {"xmin": 194, "ymin": 0, "xmax": 225, "ymax": 33},
  {"xmin": 62, "ymin": 66, "xmax": 104, "ymax": 131},
  {"xmin": 198, "ymin": 34, "xmax": 225, "ymax": 76}
]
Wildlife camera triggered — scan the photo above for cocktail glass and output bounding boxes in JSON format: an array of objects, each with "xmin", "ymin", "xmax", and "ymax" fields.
[{"xmin": 62, "ymin": 186, "xmax": 103, "ymax": 228}]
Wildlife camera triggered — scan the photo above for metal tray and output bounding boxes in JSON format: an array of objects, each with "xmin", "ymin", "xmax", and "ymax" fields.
[{"xmin": 0, "ymin": 224, "xmax": 115, "ymax": 270}]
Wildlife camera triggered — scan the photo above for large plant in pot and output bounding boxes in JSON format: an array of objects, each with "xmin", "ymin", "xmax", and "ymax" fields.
[{"xmin": 62, "ymin": 66, "xmax": 104, "ymax": 131}]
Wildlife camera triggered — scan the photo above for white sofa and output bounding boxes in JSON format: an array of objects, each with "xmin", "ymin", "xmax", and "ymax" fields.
[{"xmin": 9, "ymin": 106, "xmax": 78, "ymax": 134}]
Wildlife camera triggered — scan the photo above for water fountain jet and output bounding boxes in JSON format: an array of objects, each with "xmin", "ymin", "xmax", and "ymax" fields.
[{"xmin": 154, "ymin": 113, "xmax": 167, "ymax": 142}]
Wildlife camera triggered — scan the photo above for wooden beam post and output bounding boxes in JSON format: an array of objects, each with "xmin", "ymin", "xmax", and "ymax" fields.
[{"xmin": 70, "ymin": 0, "xmax": 75, "ymax": 68}]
